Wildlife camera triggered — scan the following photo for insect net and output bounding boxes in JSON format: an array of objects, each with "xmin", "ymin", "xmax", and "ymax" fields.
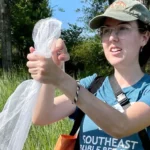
[{"xmin": 0, "ymin": 18, "xmax": 62, "ymax": 150}]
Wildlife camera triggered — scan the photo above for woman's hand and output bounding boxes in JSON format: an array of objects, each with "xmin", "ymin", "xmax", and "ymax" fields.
[
  {"xmin": 50, "ymin": 38, "xmax": 70, "ymax": 68},
  {"xmin": 26, "ymin": 38, "xmax": 70, "ymax": 84}
]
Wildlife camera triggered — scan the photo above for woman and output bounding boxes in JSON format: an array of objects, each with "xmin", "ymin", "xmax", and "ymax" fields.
[{"xmin": 27, "ymin": 0, "xmax": 150, "ymax": 149}]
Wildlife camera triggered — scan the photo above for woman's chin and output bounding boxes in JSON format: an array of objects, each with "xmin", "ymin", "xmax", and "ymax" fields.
[{"xmin": 108, "ymin": 59, "xmax": 123, "ymax": 67}]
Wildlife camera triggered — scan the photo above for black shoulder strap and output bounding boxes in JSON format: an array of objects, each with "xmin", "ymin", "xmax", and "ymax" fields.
[
  {"xmin": 109, "ymin": 75, "xmax": 150, "ymax": 150},
  {"xmin": 88, "ymin": 76, "xmax": 105, "ymax": 94},
  {"xmin": 70, "ymin": 76, "xmax": 105, "ymax": 136},
  {"xmin": 109, "ymin": 75, "xmax": 130, "ymax": 109}
]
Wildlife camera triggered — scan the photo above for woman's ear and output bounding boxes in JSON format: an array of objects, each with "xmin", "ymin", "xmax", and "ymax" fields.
[{"xmin": 141, "ymin": 31, "xmax": 150, "ymax": 47}]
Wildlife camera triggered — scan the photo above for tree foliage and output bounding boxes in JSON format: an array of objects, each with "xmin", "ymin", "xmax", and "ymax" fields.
[
  {"xmin": 71, "ymin": 35, "xmax": 112, "ymax": 77},
  {"xmin": 10, "ymin": 0, "xmax": 52, "ymax": 64},
  {"xmin": 79, "ymin": 0, "xmax": 109, "ymax": 26},
  {"xmin": 61, "ymin": 24, "xmax": 83, "ymax": 52},
  {"xmin": 61, "ymin": 24, "xmax": 84, "ymax": 78}
]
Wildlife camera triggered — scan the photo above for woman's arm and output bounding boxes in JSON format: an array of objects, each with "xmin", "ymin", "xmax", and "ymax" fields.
[
  {"xmin": 57, "ymin": 69, "xmax": 150, "ymax": 138},
  {"xmin": 27, "ymin": 39, "xmax": 150, "ymax": 138},
  {"xmin": 28, "ymin": 39, "xmax": 76, "ymax": 126},
  {"xmin": 32, "ymin": 84, "xmax": 76, "ymax": 126}
]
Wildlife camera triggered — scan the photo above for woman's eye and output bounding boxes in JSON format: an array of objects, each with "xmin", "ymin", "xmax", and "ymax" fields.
[
  {"xmin": 119, "ymin": 26, "xmax": 130, "ymax": 31},
  {"xmin": 119, "ymin": 27, "xmax": 128, "ymax": 30},
  {"xmin": 103, "ymin": 28, "xmax": 111, "ymax": 34}
]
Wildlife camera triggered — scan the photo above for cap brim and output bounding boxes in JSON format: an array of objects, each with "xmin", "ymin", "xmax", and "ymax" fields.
[{"xmin": 89, "ymin": 11, "xmax": 138, "ymax": 29}]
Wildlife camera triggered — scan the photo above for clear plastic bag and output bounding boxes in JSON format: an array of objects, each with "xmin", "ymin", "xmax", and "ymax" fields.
[{"xmin": 0, "ymin": 18, "xmax": 62, "ymax": 150}]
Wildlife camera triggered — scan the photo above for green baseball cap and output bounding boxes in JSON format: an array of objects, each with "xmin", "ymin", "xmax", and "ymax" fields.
[{"xmin": 89, "ymin": 0, "xmax": 150, "ymax": 29}]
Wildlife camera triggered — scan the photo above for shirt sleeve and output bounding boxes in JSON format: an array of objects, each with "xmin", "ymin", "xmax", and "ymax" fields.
[
  {"xmin": 139, "ymin": 87, "xmax": 150, "ymax": 106},
  {"xmin": 79, "ymin": 73, "xmax": 97, "ymax": 88}
]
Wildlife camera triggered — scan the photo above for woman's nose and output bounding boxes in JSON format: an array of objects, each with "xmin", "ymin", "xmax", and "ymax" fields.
[{"xmin": 108, "ymin": 29, "xmax": 119, "ymax": 42}]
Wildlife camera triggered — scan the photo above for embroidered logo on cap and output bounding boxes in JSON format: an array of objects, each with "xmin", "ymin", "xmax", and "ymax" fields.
[{"xmin": 109, "ymin": 0, "xmax": 126, "ymax": 9}]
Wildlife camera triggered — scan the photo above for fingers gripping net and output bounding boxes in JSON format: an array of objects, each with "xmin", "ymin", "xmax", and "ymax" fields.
[{"xmin": 0, "ymin": 18, "xmax": 62, "ymax": 150}]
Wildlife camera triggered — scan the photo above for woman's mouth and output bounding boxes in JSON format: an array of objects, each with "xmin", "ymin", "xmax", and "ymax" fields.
[{"xmin": 110, "ymin": 47, "xmax": 122, "ymax": 55}]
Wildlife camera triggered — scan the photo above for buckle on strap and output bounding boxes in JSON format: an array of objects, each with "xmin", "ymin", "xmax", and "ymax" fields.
[{"xmin": 116, "ymin": 92, "xmax": 130, "ymax": 106}]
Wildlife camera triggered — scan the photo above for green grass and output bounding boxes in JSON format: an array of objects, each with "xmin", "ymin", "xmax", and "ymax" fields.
[
  {"xmin": 0, "ymin": 70, "xmax": 73, "ymax": 150},
  {"xmin": 24, "ymin": 119, "xmax": 73, "ymax": 150}
]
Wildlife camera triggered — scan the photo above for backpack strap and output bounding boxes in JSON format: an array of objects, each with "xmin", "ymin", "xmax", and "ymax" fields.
[
  {"xmin": 88, "ymin": 76, "xmax": 105, "ymax": 94},
  {"xmin": 70, "ymin": 76, "xmax": 105, "ymax": 136},
  {"xmin": 139, "ymin": 130, "xmax": 150, "ymax": 150},
  {"xmin": 69, "ymin": 76, "xmax": 105, "ymax": 150},
  {"xmin": 109, "ymin": 75, "xmax": 150, "ymax": 150},
  {"xmin": 109, "ymin": 75, "xmax": 130, "ymax": 109}
]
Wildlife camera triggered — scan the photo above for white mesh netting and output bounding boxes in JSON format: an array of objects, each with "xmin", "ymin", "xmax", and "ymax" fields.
[{"xmin": 0, "ymin": 18, "xmax": 62, "ymax": 150}]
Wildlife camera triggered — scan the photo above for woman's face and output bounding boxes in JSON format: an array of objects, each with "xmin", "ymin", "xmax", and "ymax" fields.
[{"xmin": 101, "ymin": 18, "xmax": 149, "ymax": 68}]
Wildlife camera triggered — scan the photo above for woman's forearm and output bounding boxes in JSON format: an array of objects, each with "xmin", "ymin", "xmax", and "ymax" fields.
[
  {"xmin": 57, "ymin": 70, "xmax": 128, "ymax": 138},
  {"xmin": 32, "ymin": 82, "xmax": 76, "ymax": 126},
  {"xmin": 32, "ymin": 84, "xmax": 55, "ymax": 125}
]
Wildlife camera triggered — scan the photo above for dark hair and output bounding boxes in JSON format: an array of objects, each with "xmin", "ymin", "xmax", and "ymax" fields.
[
  {"xmin": 137, "ymin": 20, "xmax": 150, "ymax": 33},
  {"xmin": 137, "ymin": 20, "xmax": 150, "ymax": 67}
]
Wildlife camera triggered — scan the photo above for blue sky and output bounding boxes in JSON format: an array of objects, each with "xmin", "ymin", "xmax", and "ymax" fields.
[{"xmin": 50, "ymin": 0, "xmax": 83, "ymax": 29}]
